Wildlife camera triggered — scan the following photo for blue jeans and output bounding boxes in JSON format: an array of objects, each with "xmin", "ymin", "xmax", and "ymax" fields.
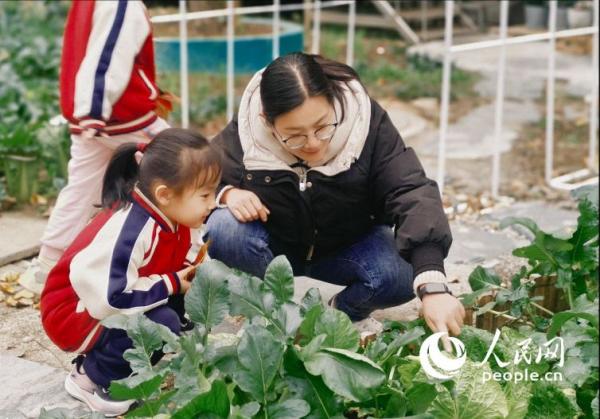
[{"xmin": 205, "ymin": 209, "xmax": 415, "ymax": 321}]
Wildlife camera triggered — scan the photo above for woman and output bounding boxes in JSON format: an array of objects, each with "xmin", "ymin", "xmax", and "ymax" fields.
[{"xmin": 205, "ymin": 52, "xmax": 464, "ymax": 339}]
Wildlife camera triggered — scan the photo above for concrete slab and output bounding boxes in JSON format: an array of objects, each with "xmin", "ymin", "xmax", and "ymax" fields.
[
  {"xmin": 408, "ymin": 36, "xmax": 594, "ymax": 100},
  {"xmin": 415, "ymin": 100, "xmax": 541, "ymax": 159},
  {"xmin": 0, "ymin": 212, "xmax": 46, "ymax": 266},
  {"xmin": 447, "ymin": 220, "xmax": 528, "ymax": 265},
  {"xmin": 0, "ymin": 354, "xmax": 88, "ymax": 418},
  {"xmin": 481, "ymin": 201, "xmax": 579, "ymax": 237}
]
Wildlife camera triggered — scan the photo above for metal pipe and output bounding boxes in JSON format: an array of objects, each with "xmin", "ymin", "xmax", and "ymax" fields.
[
  {"xmin": 436, "ymin": 0, "xmax": 454, "ymax": 194},
  {"xmin": 178, "ymin": 0, "xmax": 189, "ymax": 128},
  {"xmin": 545, "ymin": 1, "xmax": 557, "ymax": 184},
  {"xmin": 312, "ymin": 0, "xmax": 322, "ymax": 54},
  {"xmin": 227, "ymin": 0, "xmax": 235, "ymax": 121},
  {"xmin": 152, "ymin": 0, "xmax": 353, "ymax": 24},
  {"xmin": 491, "ymin": 0, "xmax": 509, "ymax": 198},
  {"xmin": 449, "ymin": 26, "xmax": 597, "ymax": 53},
  {"xmin": 273, "ymin": 0, "xmax": 280, "ymax": 59},
  {"xmin": 346, "ymin": 0, "xmax": 356, "ymax": 66},
  {"xmin": 589, "ymin": 0, "xmax": 599, "ymax": 170}
]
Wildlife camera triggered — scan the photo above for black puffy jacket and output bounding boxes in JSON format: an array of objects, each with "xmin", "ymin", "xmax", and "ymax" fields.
[{"xmin": 210, "ymin": 99, "xmax": 452, "ymax": 278}]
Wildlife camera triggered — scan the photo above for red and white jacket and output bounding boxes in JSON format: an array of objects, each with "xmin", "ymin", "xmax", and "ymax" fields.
[
  {"xmin": 60, "ymin": 0, "xmax": 159, "ymax": 136},
  {"xmin": 41, "ymin": 189, "xmax": 197, "ymax": 353}
]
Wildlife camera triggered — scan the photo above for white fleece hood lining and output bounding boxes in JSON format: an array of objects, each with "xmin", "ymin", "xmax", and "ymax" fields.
[{"xmin": 237, "ymin": 69, "xmax": 371, "ymax": 177}]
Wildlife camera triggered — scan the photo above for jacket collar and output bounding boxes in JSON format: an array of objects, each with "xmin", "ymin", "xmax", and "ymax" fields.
[{"xmin": 131, "ymin": 187, "xmax": 176, "ymax": 233}]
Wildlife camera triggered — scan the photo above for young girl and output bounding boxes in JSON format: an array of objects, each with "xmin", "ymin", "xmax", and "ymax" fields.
[{"xmin": 40, "ymin": 128, "xmax": 221, "ymax": 416}]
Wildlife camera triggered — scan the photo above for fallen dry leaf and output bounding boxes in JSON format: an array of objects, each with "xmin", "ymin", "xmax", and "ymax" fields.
[
  {"xmin": 14, "ymin": 289, "xmax": 35, "ymax": 300},
  {"xmin": 0, "ymin": 271, "xmax": 20, "ymax": 283},
  {"xmin": 0, "ymin": 283, "xmax": 17, "ymax": 294}
]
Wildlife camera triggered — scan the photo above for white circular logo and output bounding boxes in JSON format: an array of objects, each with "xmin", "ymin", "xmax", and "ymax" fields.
[{"xmin": 419, "ymin": 332, "xmax": 467, "ymax": 380}]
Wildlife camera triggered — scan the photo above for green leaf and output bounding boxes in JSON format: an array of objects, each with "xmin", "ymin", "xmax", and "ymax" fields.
[
  {"xmin": 512, "ymin": 233, "xmax": 572, "ymax": 266},
  {"xmin": 313, "ymin": 308, "xmax": 360, "ymax": 351},
  {"xmin": 459, "ymin": 288, "xmax": 490, "ymax": 307},
  {"xmin": 185, "ymin": 260, "xmax": 231, "ymax": 331},
  {"xmin": 229, "ymin": 402, "xmax": 261, "ymax": 419},
  {"xmin": 571, "ymin": 184, "xmax": 599, "ymax": 208},
  {"xmin": 232, "ymin": 325, "xmax": 285, "ymax": 401},
  {"xmin": 119, "ymin": 314, "xmax": 167, "ymax": 374},
  {"xmin": 172, "ymin": 380, "xmax": 230, "ymax": 419},
  {"xmin": 406, "ymin": 382, "xmax": 437, "ymax": 414},
  {"xmin": 468, "ymin": 266, "xmax": 501, "ymax": 291},
  {"xmin": 500, "ymin": 216, "xmax": 541, "ymax": 236},
  {"xmin": 561, "ymin": 356, "xmax": 590, "ymax": 387},
  {"xmin": 524, "ymin": 383, "xmax": 578, "ymax": 418},
  {"xmin": 547, "ymin": 311, "xmax": 599, "ymax": 338},
  {"xmin": 427, "ymin": 360, "xmax": 508, "ymax": 419},
  {"xmin": 126, "ymin": 390, "xmax": 175, "ymax": 418},
  {"xmin": 569, "ymin": 198, "xmax": 599, "ymax": 264},
  {"xmin": 228, "ymin": 274, "xmax": 275, "ymax": 321},
  {"xmin": 379, "ymin": 327, "xmax": 426, "ymax": 364},
  {"xmin": 301, "ymin": 287, "xmax": 322, "ymax": 313},
  {"xmin": 591, "ymin": 391, "xmax": 599, "ymax": 419},
  {"xmin": 271, "ymin": 302, "xmax": 303, "ymax": 338},
  {"xmin": 110, "ymin": 374, "xmax": 163, "ymax": 401},
  {"xmin": 284, "ymin": 349, "xmax": 342, "ymax": 418},
  {"xmin": 302, "ymin": 347, "xmax": 386, "ymax": 402},
  {"xmin": 266, "ymin": 399, "xmax": 310, "ymax": 419},
  {"xmin": 297, "ymin": 304, "xmax": 325, "ymax": 345},
  {"xmin": 263, "ymin": 255, "xmax": 295, "ymax": 304}
]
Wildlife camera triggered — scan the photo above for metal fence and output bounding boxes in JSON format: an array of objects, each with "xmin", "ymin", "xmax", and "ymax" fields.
[
  {"xmin": 436, "ymin": 0, "xmax": 599, "ymax": 195},
  {"xmin": 151, "ymin": 0, "xmax": 599, "ymax": 195}
]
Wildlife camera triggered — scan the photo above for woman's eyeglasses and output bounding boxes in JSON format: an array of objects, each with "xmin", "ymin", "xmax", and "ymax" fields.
[{"xmin": 272, "ymin": 118, "xmax": 339, "ymax": 150}]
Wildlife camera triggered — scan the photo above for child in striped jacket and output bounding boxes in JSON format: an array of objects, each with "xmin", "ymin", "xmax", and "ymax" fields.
[
  {"xmin": 40, "ymin": 128, "xmax": 221, "ymax": 416},
  {"xmin": 21, "ymin": 0, "xmax": 173, "ymax": 294}
]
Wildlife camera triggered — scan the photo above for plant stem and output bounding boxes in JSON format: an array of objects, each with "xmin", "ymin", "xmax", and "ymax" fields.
[
  {"xmin": 530, "ymin": 302, "xmax": 554, "ymax": 316},
  {"xmin": 488, "ymin": 309, "xmax": 535, "ymax": 327},
  {"xmin": 567, "ymin": 286, "xmax": 574, "ymax": 309}
]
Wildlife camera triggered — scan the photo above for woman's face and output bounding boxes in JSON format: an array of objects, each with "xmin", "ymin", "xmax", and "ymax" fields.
[{"xmin": 271, "ymin": 95, "xmax": 336, "ymax": 165}]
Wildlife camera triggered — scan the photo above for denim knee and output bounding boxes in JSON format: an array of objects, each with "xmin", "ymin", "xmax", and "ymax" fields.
[{"xmin": 204, "ymin": 208, "xmax": 273, "ymax": 277}]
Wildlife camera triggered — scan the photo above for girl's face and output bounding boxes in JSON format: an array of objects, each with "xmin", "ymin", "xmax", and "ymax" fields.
[
  {"xmin": 157, "ymin": 180, "xmax": 218, "ymax": 229},
  {"xmin": 271, "ymin": 95, "xmax": 337, "ymax": 165}
]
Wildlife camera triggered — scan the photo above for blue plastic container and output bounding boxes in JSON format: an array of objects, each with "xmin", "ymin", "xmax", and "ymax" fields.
[{"xmin": 154, "ymin": 18, "xmax": 304, "ymax": 74}]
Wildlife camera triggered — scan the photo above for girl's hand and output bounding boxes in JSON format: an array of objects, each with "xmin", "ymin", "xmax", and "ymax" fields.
[
  {"xmin": 223, "ymin": 188, "xmax": 270, "ymax": 223},
  {"xmin": 179, "ymin": 278, "xmax": 192, "ymax": 294},
  {"xmin": 176, "ymin": 265, "xmax": 196, "ymax": 294},
  {"xmin": 420, "ymin": 291, "xmax": 466, "ymax": 352}
]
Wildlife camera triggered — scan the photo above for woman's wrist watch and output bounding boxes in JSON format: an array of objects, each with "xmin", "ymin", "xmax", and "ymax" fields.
[{"xmin": 417, "ymin": 282, "xmax": 452, "ymax": 301}]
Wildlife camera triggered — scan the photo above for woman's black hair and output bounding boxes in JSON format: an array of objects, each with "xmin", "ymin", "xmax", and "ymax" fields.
[
  {"xmin": 101, "ymin": 128, "xmax": 221, "ymax": 210},
  {"xmin": 259, "ymin": 52, "xmax": 364, "ymax": 125}
]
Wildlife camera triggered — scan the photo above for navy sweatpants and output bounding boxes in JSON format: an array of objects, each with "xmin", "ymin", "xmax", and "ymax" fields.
[{"xmin": 82, "ymin": 296, "xmax": 184, "ymax": 389}]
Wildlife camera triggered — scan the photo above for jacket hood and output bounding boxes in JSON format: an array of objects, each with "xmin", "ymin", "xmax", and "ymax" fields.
[{"xmin": 237, "ymin": 68, "xmax": 371, "ymax": 177}]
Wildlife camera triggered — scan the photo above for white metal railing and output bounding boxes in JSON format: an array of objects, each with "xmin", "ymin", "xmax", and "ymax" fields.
[
  {"xmin": 153, "ymin": 0, "xmax": 598, "ymax": 195},
  {"xmin": 438, "ymin": 0, "xmax": 599, "ymax": 195},
  {"xmin": 151, "ymin": 0, "xmax": 355, "ymax": 128}
]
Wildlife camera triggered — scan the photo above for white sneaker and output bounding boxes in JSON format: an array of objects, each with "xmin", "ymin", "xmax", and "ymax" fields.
[
  {"xmin": 64, "ymin": 363, "xmax": 134, "ymax": 417},
  {"xmin": 18, "ymin": 257, "xmax": 54, "ymax": 295}
]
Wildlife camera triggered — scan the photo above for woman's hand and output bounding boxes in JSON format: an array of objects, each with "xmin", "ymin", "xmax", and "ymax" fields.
[
  {"xmin": 223, "ymin": 188, "xmax": 270, "ymax": 223},
  {"xmin": 420, "ymin": 291, "xmax": 466, "ymax": 352}
]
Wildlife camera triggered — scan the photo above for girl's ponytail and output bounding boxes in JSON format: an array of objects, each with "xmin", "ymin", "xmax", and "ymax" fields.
[{"xmin": 101, "ymin": 142, "xmax": 140, "ymax": 209}]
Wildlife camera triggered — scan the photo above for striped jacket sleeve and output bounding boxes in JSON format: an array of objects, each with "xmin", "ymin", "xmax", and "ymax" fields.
[
  {"xmin": 69, "ymin": 210, "xmax": 180, "ymax": 320},
  {"xmin": 73, "ymin": 0, "xmax": 150, "ymax": 122}
]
